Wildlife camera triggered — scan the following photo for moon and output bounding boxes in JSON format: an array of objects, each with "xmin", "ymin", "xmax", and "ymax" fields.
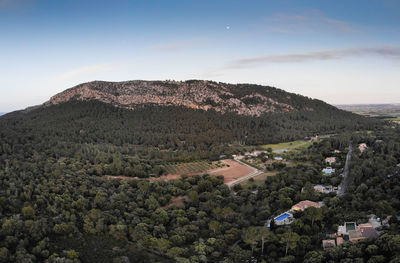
[{"xmin": 226, "ymin": 25, "xmax": 230, "ymax": 30}]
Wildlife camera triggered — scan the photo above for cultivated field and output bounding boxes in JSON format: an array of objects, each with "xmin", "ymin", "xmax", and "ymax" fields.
[
  {"xmin": 164, "ymin": 160, "xmax": 223, "ymax": 175},
  {"xmin": 208, "ymin": 159, "xmax": 258, "ymax": 184},
  {"xmin": 240, "ymin": 171, "xmax": 277, "ymax": 187}
]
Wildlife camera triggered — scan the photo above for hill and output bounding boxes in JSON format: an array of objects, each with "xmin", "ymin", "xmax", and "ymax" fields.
[
  {"xmin": 0, "ymin": 80, "xmax": 396, "ymax": 263},
  {"xmin": 2, "ymin": 80, "xmax": 380, "ymax": 151},
  {"xmin": 46, "ymin": 80, "xmax": 346, "ymax": 116},
  {"xmin": 0, "ymin": 80, "xmax": 381, "ymax": 177}
]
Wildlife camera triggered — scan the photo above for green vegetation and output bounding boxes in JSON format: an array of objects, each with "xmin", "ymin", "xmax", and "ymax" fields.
[
  {"xmin": 261, "ymin": 140, "xmax": 308, "ymax": 151},
  {"xmin": 1, "ymin": 100, "xmax": 399, "ymax": 262},
  {"xmin": 164, "ymin": 161, "xmax": 221, "ymax": 175},
  {"xmin": 240, "ymin": 172, "xmax": 277, "ymax": 187},
  {"xmin": 0, "ymin": 100, "xmax": 379, "ymax": 180},
  {"xmin": 239, "ymin": 159, "xmax": 264, "ymax": 170},
  {"xmin": 261, "ymin": 140, "xmax": 313, "ymax": 151},
  {"xmin": 1, "ymin": 127, "xmax": 399, "ymax": 262}
]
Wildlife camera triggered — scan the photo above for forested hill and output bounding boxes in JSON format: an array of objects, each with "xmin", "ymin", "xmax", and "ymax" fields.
[
  {"xmin": 1, "ymin": 98, "xmax": 379, "ymax": 154},
  {"xmin": 45, "ymin": 80, "xmax": 355, "ymax": 117},
  {"xmin": 1, "ymin": 80, "xmax": 382, "ymax": 151}
]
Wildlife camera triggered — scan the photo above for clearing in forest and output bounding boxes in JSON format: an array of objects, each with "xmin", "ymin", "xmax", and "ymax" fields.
[
  {"xmin": 261, "ymin": 140, "xmax": 311, "ymax": 152},
  {"xmin": 164, "ymin": 160, "xmax": 223, "ymax": 175},
  {"xmin": 240, "ymin": 171, "xmax": 277, "ymax": 187},
  {"xmin": 208, "ymin": 159, "xmax": 257, "ymax": 184}
]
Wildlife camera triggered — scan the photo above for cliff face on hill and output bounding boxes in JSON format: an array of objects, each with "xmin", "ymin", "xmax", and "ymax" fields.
[{"xmin": 44, "ymin": 80, "xmax": 322, "ymax": 116}]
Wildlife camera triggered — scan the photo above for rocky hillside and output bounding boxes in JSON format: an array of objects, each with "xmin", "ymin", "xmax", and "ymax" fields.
[{"xmin": 45, "ymin": 80, "xmax": 324, "ymax": 116}]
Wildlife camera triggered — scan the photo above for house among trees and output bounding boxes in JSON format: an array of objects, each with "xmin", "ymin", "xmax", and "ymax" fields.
[
  {"xmin": 338, "ymin": 222, "xmax": 357, "ymax": 236},
  {"xmin": 273, "ymin": 212, "xmax": 294, "ymax": 226},
  {"xmin": 358, "ymin": 143, "xmax": 368, "ymax": 153},
  {"xmin": 322, "ymin": 239, "xmax": 336, "ymax": 249},
  {"xmin": 311, "ymin": 135, "xmax": 319, "ymax": 141},
  {"xmin": 325, "ymin": 157, "xmax": 336, "ymax": 165},
  {"xmin": 337, "ymin": 222, "xmax": 379, "ymax": 243},
  {"xmin": 349, "ymin": 224, "xmax": 378, "ymax": 243},
  {"xmin": 313, "ymin": 185, "xmax": 339, "ymax": 194},
  {"xmin": 313, "ymin": 185, "xmax": 325, "ymax": 193},
  {"xmin": 292, "ymin": 200, "xmax": 323, "ymax": 211},
  {"xmin": 268, "ymin": 212, "xmax": 295, "ymax": 227},
  {"xmin": 349, "ymin": 229, "xmax": 364, "ymax": 243},
  {"xmin": 322, "ymin": 167, "xmax": 335, "ymax": 175},
  {"xmin": 244, "ymin": 150, "xmax": 266, "ymax": 157},
  {"xmin": 322, "ymin": 237, "xmax": 344, "ymax": 249}
]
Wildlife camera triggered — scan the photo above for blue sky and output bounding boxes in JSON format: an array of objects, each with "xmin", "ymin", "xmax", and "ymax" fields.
[{"xmin": 1, "ymin": 0, "xmax": 400, "ymax": 112}]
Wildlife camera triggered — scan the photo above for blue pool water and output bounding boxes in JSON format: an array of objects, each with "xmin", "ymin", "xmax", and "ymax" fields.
[{"xmin": 276, "ymin": 213, "xmax": 290, "ymax": 221}]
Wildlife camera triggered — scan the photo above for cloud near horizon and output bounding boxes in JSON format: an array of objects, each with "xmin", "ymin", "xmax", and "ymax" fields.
[
  {"xmin": 150, "ymin": 44, "xmax": 186, "ymax": 52},
  {"xmin": 52, "ymin": 63, "xmax": 117, "ymax": 82},
  {"xmin": 230, "ymin": 47, "xmax": 400, "ymax": 68}
]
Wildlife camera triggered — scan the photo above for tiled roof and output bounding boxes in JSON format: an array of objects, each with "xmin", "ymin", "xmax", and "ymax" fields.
[
  {"xmin": 292, "ymin": 200, "xmax": 322, "ymax": 211},
  {"xmin": 360, "ymin": 227, "xmax": 379, "ymax": 239},
  {"xmin": 322, "ymin": 240, "xmax": 336, "ymax": 249},
  {"xmin": 349, "ymin": 229, "xmax": 363, "ymax": 240},
  {"xmin": 336, "ymin": 237, "xmax": 344, "ymax": 245}
]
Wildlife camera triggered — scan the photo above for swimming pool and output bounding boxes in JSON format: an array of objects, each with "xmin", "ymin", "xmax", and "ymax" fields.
[
  {"xmin": 275, "ymin": 213, "xmax": 291, "ymax": 221},
  {"xmin": 323, "ymin": 168, "xmax": 334, "ymax": 174}
]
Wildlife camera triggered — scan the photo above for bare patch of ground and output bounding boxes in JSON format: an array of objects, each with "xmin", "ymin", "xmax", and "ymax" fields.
[{"xmin": 208, "ymin": 159, "xmax": 255, "ymax": 184}]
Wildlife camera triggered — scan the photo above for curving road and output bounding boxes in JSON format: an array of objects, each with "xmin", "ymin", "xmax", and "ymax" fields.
[{"xmin": 338, "ymin": 144, "xmax": 353, "ymax": 196}]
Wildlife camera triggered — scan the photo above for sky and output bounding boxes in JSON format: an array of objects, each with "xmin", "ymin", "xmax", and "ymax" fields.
[{"xmin": 1, "ymin": 0, "xmax": 400, "ymax": 112}]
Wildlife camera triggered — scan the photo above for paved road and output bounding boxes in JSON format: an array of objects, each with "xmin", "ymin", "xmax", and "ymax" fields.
[
  {"xmin": 338, "ymin": 144, "xmax": 353, "ymax": 196},
  {"xmin": 227, "ymin": 160, "xmax": 264, "ymax": 188}
]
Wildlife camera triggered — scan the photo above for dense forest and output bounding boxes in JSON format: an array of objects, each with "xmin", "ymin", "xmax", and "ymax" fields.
[
  {"xmin": 1, "ymin": 101, "xmax": 399, "ymax": 262},
  {"xmin": 0, "ymin": 124, "xmax": 400, "ymax": 262},
  {"xmin": 0, "ymin": 100, "xmax": 380, "ymax": 178}
]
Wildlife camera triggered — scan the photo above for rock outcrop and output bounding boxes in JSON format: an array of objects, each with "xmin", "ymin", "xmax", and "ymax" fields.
[{"xmin": 45, "ymin": 80, "xmax": 312, "ymax": 116}]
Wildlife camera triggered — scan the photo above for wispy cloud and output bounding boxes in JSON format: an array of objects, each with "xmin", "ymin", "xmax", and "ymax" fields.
[
  {"xmin": 230, "ymin": 47, "xmax": 400, "ymax": 68},
  {"xmin": 53, "ymin": 64, "xmax": 117, "ymax": 82},
  {"xmin": 266, "ymin": 10, "xmax": 355, "ymax": 34},
  {"xmin": 150, "ymin": 38, "xmax": 208, "ymax": 53},
  {"xmin": 151, "ymin": 43, "xmax": 187, "ymax": 52}
]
